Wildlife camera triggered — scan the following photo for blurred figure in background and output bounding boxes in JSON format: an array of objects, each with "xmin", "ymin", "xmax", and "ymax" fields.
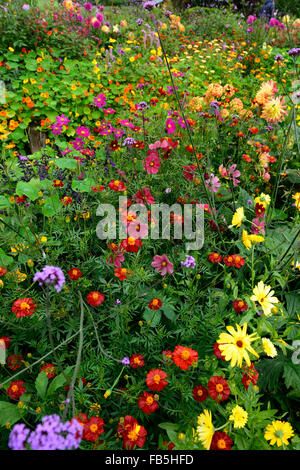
[{"xmin": 259, "ymin": 0, "xmax": 275, "ymax": 20}]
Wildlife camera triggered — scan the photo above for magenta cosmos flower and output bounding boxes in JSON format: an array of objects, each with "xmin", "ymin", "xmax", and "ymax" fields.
[
  {"xmin": 143, "ymin": 154, "xmax": 161, "ymax": 175},
  {"xmin": 165, "ymin": 118, "xmax": 176, "ymax": 135},
  {"xmin": 152, "ymin": 254, "xmax": 174, "ymax": 276}
]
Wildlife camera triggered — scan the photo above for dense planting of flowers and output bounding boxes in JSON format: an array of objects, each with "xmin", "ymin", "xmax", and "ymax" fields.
[{"xmin": 0, "ymin": 0, "xmax": 299, "ymax": 452}]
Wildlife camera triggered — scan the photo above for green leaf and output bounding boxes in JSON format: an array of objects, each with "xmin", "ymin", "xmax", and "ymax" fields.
[
  {"xmin": 47, "ymin": 367, "xmax": 73, "ymax": 397},
  {"xmin": 0, "ymin": 196, "xmax": 10, "ymax": 210},
  {"xmin": 15, "ymin": 181, "xmax": 40, "ymax": 201},
  {"xmin": 35, "ymin": 371, "xmax": 49, "ymax": 399},
  {"xmin": 0, "ymin": 402, "xmax": 21, "ymax": 427},
  {"xmin": 71, "ymin": 178, "xmax": 96, "ymax": 193},
  {"xmin": 42, "ymin": 194, "xmax": 62, "ymax": 217},
  {"xmin": 283, "ymin": 361, "xmax": 300, "ymax": 389},
  {"xmin": 54, "ymin": 158, "xmax": 77, "ymax": 170},
  {"xmin": 143, "ymin": 308, "xmax": 162, "ymax": 327}
]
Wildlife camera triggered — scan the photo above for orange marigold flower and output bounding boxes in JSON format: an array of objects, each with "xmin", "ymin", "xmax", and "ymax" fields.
[{"xmin": 172, "ymin": 345, "xmax": 198, "ymax": 370}]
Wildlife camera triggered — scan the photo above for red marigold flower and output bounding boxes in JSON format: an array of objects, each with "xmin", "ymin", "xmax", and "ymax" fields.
[
  {"xmin": 86, "ymin": 291, "xmax": 105, "ymax": 306},
  {"xmin": 210, "ymin": 431, "xmax": 233, "ymax": 450},
  {"xmin": 118, "ymin": 415, "xmax": 147, "ymax": 450},
  {"xmin": 223, "ymin": 255, "xmax": 235, "ymax": 267},
  {"xmin": 11, "ymin": 298, "xmax": 37, "ymax": 318},
  {"xmin": 53, "ymin": 179, "xmax": 64, "ymax": 187},
  {"xmin": 138, "ymin": 391, "xmax": 159, "ymax": 414},
  {"xmin": 232, "ymin": 254, "xmax": 245, "ymax": 269},
  {"xmin": 75, "ymin": 413, "xmax": 89, "ymax": 426},
  {"xmin": 61, "ymin": 196, "xmax": 73, "ymax": 206},
  {"xmin": 40, "ymin": 363, "xmax": 56, "ymax": 379},
  {"xmin": 172, "ymin": 345, "xmax": 198, "ymax": 371},
  {"xmin": 146, "ymin": 369, "xmax": 168, "ymax": 392},
  {"xmin": 7, "ymin": 380, "xmax": 26, "ymax": 400},
  {"xmin": 0, "ymin": 336, "xmax": 10, "ymax": 348},
  {"xmin": 108, "ymin": 179, "xmax": 126, "ymax": 192},
  {"xmin": 192, "ymin": 385, "xmax": 208, "ymax": 402},
  {"xmin": 114, "ymin": 267, "xmax": 131, "ymax": 281},
  {"xmin": 207, "ymin": 376, "xmax": 231, "ymax": 402},
  {"xmin": 161, "ymin": 350, "xmax": 173, "ymax": 364},
  {"xmin": 109, "ymin": 140, "xmax": 120, "ymax": 151},
  {"xmin": 82, "ymin": 416, "xmax": 105, "ymax": 442},
  {"xmin": 241, "ymin": 363, "xmax": 259, "ymax": 390},
  {"xmin": 16, "ymin": 195, "xmax": 27, "ymax": 204},
  {"xmin": 148, "ymin": 298, "xmax": 162, "ymax": 310},
  {"xmin": 129, "ymin": 354, "xmax": 144, "ymax": 369},
  {"xmin": 7, "ymin": 353, "xmax": 23, "ymax": 370},
  {"xmin": 213, "ymin": 343, "xmax": 226, "ymax": 361},
  {"xmin": 120, "ymin": 237, "xmax": 142, "ymax": 253},
  {"xmin": 68, "ymin": 267, "xmax": 83, "ymax": 280},
  {"xmin": 249, "ymin": 127, "xmax": 259, "ymax": 135},
  {"xmin": 233, "ymin": 299, "xmax": 248, "ymax": 313},
  {"xmin": 0, "ymin": 267, "xmax": 7, "ymax": 277},
  {"xmin": 208, "ymin": 253, "xmax": 222, "ymax": 263}
]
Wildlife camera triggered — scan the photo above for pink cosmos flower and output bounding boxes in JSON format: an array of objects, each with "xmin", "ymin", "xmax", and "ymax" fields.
[
  {"xmin": 151, "ymin": 254, "xmax": 174, "ymax": 276},
  {"xmin": 128, "ymin": 221, "xmax": 149, "ymax": 239},
  {"xmin": 149, "ymin": 141, "xmax": 162, "ymax": 150},
  {"xmin": 251, "ymin": 217, "xmax": 265, "ymax": 235},
  {"xmin": 76, "ymin": 126, "xmax": 91, "ymax": 138},
  {"xmin": 228, "ymin": 164, "xmax": 241, "ymax": 186},
  {"xmin": 204, "ymin": 174, "xmax": 221, "ymax": 193},
  {"xmin": 247, "ymin": 15, "xmax": 257, "ymax": 24},
  {"xmin": 143, "ymin": 154, "xmax": 161, "ymax": 174},
  {"xmin": 165, "ymin": 118, "xmax": 176, "ymax": 135},
  {"xmin": 107, "ymin": 251, "xmax": 124, "ymax": 268}
]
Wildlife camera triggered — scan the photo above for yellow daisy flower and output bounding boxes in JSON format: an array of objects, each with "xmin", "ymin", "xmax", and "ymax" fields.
[
  {"xmin": 264, "ymin": 420, "xmax": 294, "ymax": 447},
  {"xmin": 250, "ymin": 281, "xmax": 279, "ymax": 316},
  {"xmin": 242, "ymin": 229, "xmax": 264, "ymax": 250},
  {"xmin": 217, "ymin": 322, "xmax": 259, "ymax": 368},
  {"xmin": 196, "ymin": 409, "xmax": 214, "ymax": 450},
  {"xmin": 230, "ymin": 207, "xmax": 245, "ymax": 228}
]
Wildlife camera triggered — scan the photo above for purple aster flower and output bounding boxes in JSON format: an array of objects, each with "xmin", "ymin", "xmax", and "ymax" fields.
[
  {"xmin": 122, "ymin": 356, "xmax": 130, "ymax": 366},
  {"xmin": 22, "ymin": 4, "xmax": 30, "ymax": 10},
  {"xmin": 27, "ymin": 415, "xmax": 82, "ymax": 450},
  {"xmin": 181, "ymin": 255, "xmax": 196, "ymax": 269},
  {"xmin": 143, "ymin": 1, "xmax": 155, "ymax": 10},
  {"xmin": 115, "ymin": 299, "xmax": 121, "ymax": 305},
  {"xmin": 275, "ymin": 54, "xmax": 284, "ymax": 61},
  {"xmin": 33, "ymin": 266, "xmax": 65, "ymax": 292}
]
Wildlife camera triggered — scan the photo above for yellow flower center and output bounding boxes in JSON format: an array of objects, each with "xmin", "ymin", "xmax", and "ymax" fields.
[
  {"xmin": 90, "ymin": 424, "xmax": 98, "ymax": 433},
  {"xmin": 146, "ymin": 396, "xmax": 154, "ymax": 405},
  {"xmin": 20, "ymin": 302, "xmax": 30, "ymax": 310},
  {"xmin": 216, "ymin": 384, "xmax": 224, "ymax": 393},
  {"xmin": 181, "ymin": 350, "xmax": 190, "ymax": 361},
  {"xmin": 217, "ymin": 439, "xmax": 226, "ymax": 449},
  {"xmin": 153, "ymin": 374, "xmax": 161, "ymax": 384},
  {"xmin": 11, "ymin": 385, "xmax": 18, "ymax": 392}
]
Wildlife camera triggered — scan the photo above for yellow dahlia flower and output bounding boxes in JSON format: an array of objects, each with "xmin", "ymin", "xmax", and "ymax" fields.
[
  {"xmin": 230, "ymin": 207, "xmax": 245, "ymax": 228},
  {"xmin": 242, "ymin": 230, "xmax": 264, "ymax": 250},
  {"xmin": 262, "ymin": 338, "xmax": 277, "ymax": 358},
  {"xmin": 229, "ymin": 405, "xmax": 248, "ymax": 429},
  {"xmin": 261, "ymin": 96, "xmax": 287, "ymax": 123}
]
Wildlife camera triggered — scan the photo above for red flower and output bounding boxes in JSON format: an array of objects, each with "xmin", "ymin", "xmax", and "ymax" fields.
[
  {"xmin": 0, "ymin": 336, "xmax": 10, "ymax": 348},
  {"xmin": 223, "ymin": 255, "xmax": 235, "ymax": 267},
  {"xmin": 241, "ymin": 363, "xmax": 259, "ymax": 390},
  {"xmin": 210, "ymin": 431, "xmax": 233, "ymax": 450},
  {"xmin": 75, "ymin": 413, "xmax": 89, "ymax": 426},
  {"xmin": 7, "ymin": 354, "xmax": 23, "ymax": 370},
  {"xmin": 118, "ymin": 415, "xmax": 147, "ymax": 450},
  {"xmin": 192, "ymin": 385, "xmax": 208, "ymax": 402},
  {"xmin": 83, "ymin": 416, "xmax": 105, "ymax": 442},
  {"xmin": 7, "ymin": 380, "xmax": 26, "ymax": 400},
  {"xmin": 11, "ymin": 298, "xmax": 37, "ymax": 318},
  {"xmin": 114, "ymin": 267, "xmax": 131, "ymax": 281},
  {"xmin": 146, "ymin": 369, "xmax": 168, "ymax": 392},
  {"xmin": 255, "ymin": 203, "xmax": 265, "ymax": 218},
  {"xmin": 207, "ymin": 376, "xmax": 231, "ymax": 402},
  {"xmin": 172, "ymin": 345, "xmax": 198, "ymax": 371},
  {"xmin": 148, "ymin": 298, "xmax": 162, "ymax": 310},
  {"xmin": 163, "ymin": 441, "xmax": 175, "ymax": 450},
  {"xmin": 61, "ymin": 196, "xmax": 73, "ymax": 206},
  {"xmin": 232, "ymin": 254, "xmax": 245, "ymax": 269},
  {"xmin": 53, "ymin": 180, "xmax": 64, "ymax": 187},
  {"xmin": 68, "ymin": 268, "xmax": 83, "ymax": 280},
  {"xmin": 233, "ymin": 299, "xmax": 248, "ymax": 313},
  {"xmin": 108, "ymin": 179, "xmax": 126, "ymax": 192},
  {"xmin": 120, "ymin": 237, "xmax": 142, "ymax": 253},
  {"xmin": 40, "ymin": 363, "xmax": 56, "ymax": 379},
  {"xmin": 0, "ymin": 267, "xmax": 7, "ymax": 277},
  {"xmin": 109, "ymin": 140, "xmax": 120, "ymax": 151},
  {"xmin": 208, "ymin": 253, "xmax": 222, "ymax": 263},
  {"xmin": 87, "ymin": 291, "xmax": 105, "ymax": 306},
  {"xmin": 161, "ymin": 350, "xmax": 173, "ymax": 364},
  {"xmin": 129, "ymin": 354, "xmax": 144, "ymax": 369},
  {"xmin": 213, "ymin": 343, "xmax": 226, "ymax": 361},
  {"xmin": 138, "ymin": 392, "xmax": 159, "ymax": 414}
]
